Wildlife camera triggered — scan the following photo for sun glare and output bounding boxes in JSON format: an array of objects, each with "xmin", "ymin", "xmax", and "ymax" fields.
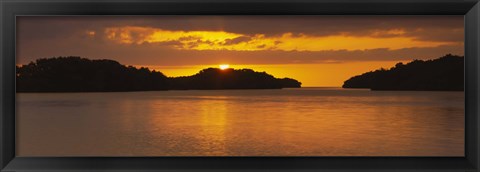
[{"xmin": 219, "ymin": 64, "xmax": 230, "ymax": 70}]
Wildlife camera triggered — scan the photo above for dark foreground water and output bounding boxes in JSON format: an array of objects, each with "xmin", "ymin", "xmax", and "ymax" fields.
[{"xmin": 17, "ymin": 88, "xmax": 464, "ymax": 156}]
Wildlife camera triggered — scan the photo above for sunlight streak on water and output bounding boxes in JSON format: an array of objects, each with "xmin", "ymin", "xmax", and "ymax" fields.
[{"xmin": 16, "ymin": 88, "xmax": 464, "ymax": 156}]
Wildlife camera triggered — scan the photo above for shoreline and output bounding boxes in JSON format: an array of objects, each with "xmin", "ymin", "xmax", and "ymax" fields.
[{"xmin": 15, "ymin": 87, "xmax": 466, "ymax": 94}]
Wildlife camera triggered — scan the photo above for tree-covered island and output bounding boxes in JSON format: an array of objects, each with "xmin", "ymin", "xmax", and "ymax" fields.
[
  {"xmin": 342, "ymin": 54, "xmax": 464, "ymax": 91},
  {"xmin": 16, "ymin": 57, "xmax": 301, "ymax": 92},
  {"xmin": 16, "ymin": 54, "xmax": 464, "ymax": 92}
]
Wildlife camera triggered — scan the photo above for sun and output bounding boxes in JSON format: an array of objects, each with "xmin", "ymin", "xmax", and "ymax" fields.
[{"xmin": 219, "ymin": 64, "xmax": 230, "ymax": 70}]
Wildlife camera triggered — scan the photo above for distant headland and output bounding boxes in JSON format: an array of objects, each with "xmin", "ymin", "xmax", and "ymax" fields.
[
  {"xmin": 342, "ymin": 54, "xmax": 464, "ymax": 91},
  {"xmin": 16, "ymin": 57, "xmax": 301, "ymax": 92}
]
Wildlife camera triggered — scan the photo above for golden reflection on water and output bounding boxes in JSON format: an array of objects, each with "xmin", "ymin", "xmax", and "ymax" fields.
[
  {"xmin": 16, "ymin": 89, "xmax": 464, "ymax": 156},
  {"xmin": 198, "ymin": 98, "xmax": 228, "ymax": 155}
]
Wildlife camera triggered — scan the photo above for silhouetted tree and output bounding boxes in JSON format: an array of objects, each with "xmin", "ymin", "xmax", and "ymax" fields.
[
  {"xmin": 17, "ymin": 56, "xmax": 169, "ymax": 92},
  {"xmin": 169, "ymin": 68, "xmax": 301, "ymax": 90},
  {"xmin": 342, "ymin": 54, "xmax": 464, "ymax": 91},
  {"xmin": 16, "ymin": 57, "xmax": 301, "ymax": 92}
]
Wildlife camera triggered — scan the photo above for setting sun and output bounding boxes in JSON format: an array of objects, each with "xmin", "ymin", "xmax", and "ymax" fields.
[{"xmin": 219, "ymin": 64, "xmax": 230, "ymax": 70}]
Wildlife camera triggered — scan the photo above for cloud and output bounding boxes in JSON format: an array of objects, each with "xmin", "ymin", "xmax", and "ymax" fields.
[
  {"xmin": 224, "ymin": 36, "xmax": 252, "ymax": 45},
  {"xmin": 17, "ymin": 16, "xmax": 464, "ymax": 42},
  {"xmin": 121, "ymin": 16, "xmax": 464, "ymax": 42},
  {"xmin": 103, "ymin": 26, "xmax": 461, "ymax": 52},
  {"xmin": 16, "ymin": 16, "xmax": 464, "ymax": 66}
]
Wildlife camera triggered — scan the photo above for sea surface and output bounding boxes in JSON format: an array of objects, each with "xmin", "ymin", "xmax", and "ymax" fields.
[{"xmin": 16, "ymin": 88, "xmax": 464, "ymax": 156}]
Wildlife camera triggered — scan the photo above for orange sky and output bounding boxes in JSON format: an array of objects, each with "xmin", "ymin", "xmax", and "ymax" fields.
[
  {"xmin": 17, "ymin": 16, "xmax": 464, "ymax": 87},
  {"xmin": 138, "ymin": 61, "xmax": 405, "ymax": 87}
]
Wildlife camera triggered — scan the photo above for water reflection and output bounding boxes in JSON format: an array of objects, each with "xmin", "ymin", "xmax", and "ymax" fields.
[
  {"xmin": 198, "ymin": 99, "xmax": 228, "ymax": 155},
  {"xmin": 16, "ymin": 89, "xmax": 464, "ymax": 156}
]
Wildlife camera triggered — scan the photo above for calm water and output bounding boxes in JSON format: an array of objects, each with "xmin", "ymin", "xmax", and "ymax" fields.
[{"xmin": 17, "ymin": 88, "xmax": 464, "ymax": 156}]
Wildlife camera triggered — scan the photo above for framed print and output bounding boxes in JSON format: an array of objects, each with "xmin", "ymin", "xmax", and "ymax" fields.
[{"xmin": 1, "ymin": 0, "xmax": 479, "ymax": 171}]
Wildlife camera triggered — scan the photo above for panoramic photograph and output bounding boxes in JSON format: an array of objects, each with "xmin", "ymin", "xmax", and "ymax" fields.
[{"xmin": 16, "ymin": 16, "xmax": 464, "ymax": 156}]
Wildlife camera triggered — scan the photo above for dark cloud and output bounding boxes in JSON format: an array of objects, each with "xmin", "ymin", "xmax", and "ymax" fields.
[
  {"xmin": 224, "ymin": 36, "xmax": 252, "ymax": 45},
  {"xmin": 16, "ymin": 16, "xmax": 464, "ymax": 66},
  {"xmin": 17, "ymin": 15, "xmax": 464, "ymax": 41},
  {"xmin": 17, "ymin": 31, "xmax": 463, "ymax": 66},
  {"xmin": 256, "ymin": 44, "xmax": 267, "ymax": 49}
]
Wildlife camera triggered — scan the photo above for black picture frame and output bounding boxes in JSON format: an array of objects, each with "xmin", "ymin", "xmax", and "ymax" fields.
[{"xmin": 1, "ymin": 0, "xmax": 479, "ymax": 171}]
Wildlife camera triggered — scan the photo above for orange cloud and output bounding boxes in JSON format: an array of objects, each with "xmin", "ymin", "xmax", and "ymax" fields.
[
  {"xmin": 103, "ymin": 26, "xmax": 460, "ymax": 51},
  {"xmin": 370, "ymin": 29, "xmax": 407, "ymax": 37}
]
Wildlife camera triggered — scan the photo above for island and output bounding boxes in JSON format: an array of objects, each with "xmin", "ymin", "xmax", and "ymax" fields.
[
  {"xmin": 342, "ymin": 54, "xmax": 464, "ymax": 91},
  {"xmin": 16, "ymin": 56, "xmax": 301, "ymax": 92}
]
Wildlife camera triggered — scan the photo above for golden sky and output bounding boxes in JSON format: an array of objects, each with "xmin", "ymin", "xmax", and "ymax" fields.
[{"xmin": 17, "ymin": 16, "xmax": 464, "ymax": 87}]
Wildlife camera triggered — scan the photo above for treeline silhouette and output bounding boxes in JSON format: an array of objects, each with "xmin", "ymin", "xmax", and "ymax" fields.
[
  {"xmin": 16, "ymin": 57, "xmax": 169, "ymax": 92},
  {"xmin": 170, "ymin": 68, "xmax": 300, "ymax": 90},
  {"xmin": 342, "ymin": 54, "xmax": 464, "ymax": 91},
  {"xmin": 16, "ymin": 56, "xmax": 301, "ymax": 92}
]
